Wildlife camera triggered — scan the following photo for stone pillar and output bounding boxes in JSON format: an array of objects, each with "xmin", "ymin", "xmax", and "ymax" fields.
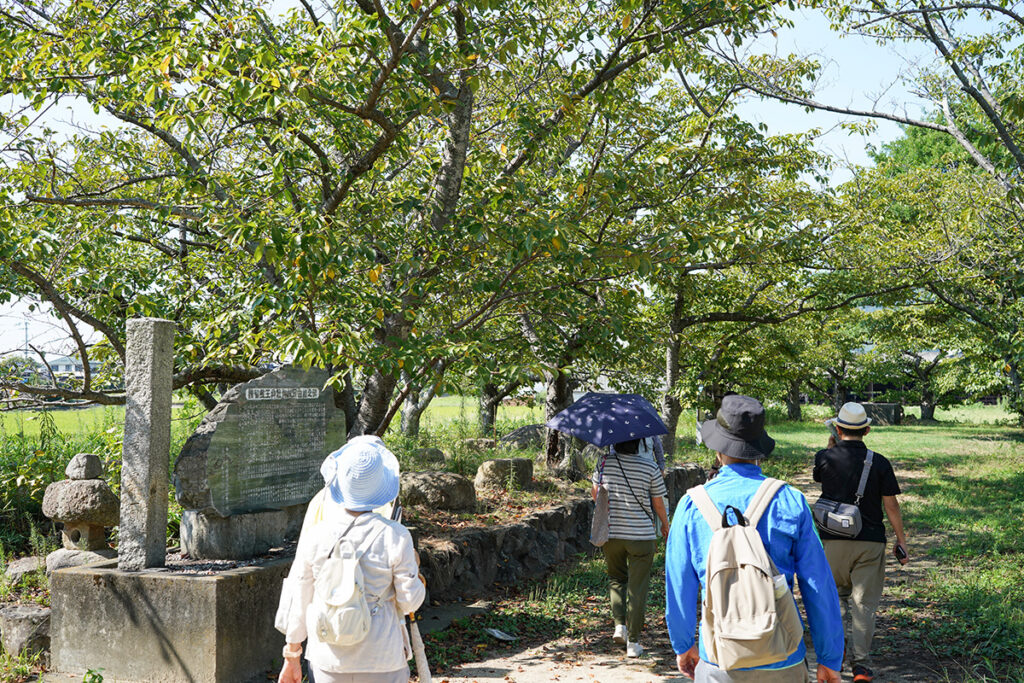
[{"xmin": 118, "ymin": 318, "xmax": 175, "ymax": 571}]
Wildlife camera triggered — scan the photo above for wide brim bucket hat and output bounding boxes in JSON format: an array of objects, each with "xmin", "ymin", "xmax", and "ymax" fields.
[
  {"xmin": 320, "ymin": 435, "xmax": 400, "ymax": 511},
  {"xmin": 699, "ymin": 394, "xmax": 775, "ymax": 461},
  {"xmin": 834, "ymin": 402, "xmax": 872, "ymax": 430}
]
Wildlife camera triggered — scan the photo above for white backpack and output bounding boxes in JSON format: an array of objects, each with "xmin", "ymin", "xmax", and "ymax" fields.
[
  {"xmin": 307, "ymin": 517, "xmax": 386, "ymax": 647},
  {"xmin": 688, "ymin": 478, "xmax": 804, "ymax": 670}
]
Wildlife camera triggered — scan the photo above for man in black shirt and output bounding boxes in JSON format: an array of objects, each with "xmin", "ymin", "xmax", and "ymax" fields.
[{"xmin": 813, "ymin": 402, "xmax": 909, "ymax": 683}]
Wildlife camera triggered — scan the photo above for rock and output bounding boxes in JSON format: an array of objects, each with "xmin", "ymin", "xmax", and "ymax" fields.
[
  {"xmin": 460, "ymin": 438, "xmax": 498, "ymax": 453},
  {"xmin": 664, "ymin": 463, "xmax": 707, "ymax": 509},
  {"xmin": 400, "ymin": 472, "xmax": 477, "ymax": 511},
  {"xmin": 41, "ymin": 479, "xmax": 119, "ymax": 526},
  {"xmin": 499, "ymin": 424, "xmax": 547, "ymax": 450},
  {"xmin": 412, "ymin": 447, "xmax": 447, "ymax": 464},
  {"xmin": 474, "ymin": 458, "xmax": 533, "ymax": 490},
  {"xmin": 3, "ymin": 556, "xmax": 45, "ymax": 584},
  {"xmin": 0, "ymin": 605, "xmax": 50, "ymax": 658},
  {"xmin": 45, "ymin": 548, "xmax": 117, "ymax": 575},
  {"xmin": 546, "ymin": 448, "xmax": 589, "ymax": 482},
  {"xmin": 64, "ymin": 452, "xmax": 104, "ymax": 480}
]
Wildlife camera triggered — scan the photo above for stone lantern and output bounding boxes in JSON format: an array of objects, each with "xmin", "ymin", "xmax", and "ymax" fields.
[{"xmin": 42, "ymin": 453, "xmax": 119, "ymax": 551}]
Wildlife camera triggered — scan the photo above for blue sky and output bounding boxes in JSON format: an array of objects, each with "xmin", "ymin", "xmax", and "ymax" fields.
[
  {"xmin": 735, "ymin": 8, "xmax": 934, "ymax": 183},
  {"xmin": 0, "ymin": 7, "xmax": 938, "ymax": 357}
]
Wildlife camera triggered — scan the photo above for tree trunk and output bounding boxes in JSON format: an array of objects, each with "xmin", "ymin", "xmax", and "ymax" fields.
[
  {"xmin": 661, "ymin": 289, "xmax": 686, "ymax": 456},
  {"xmin": 399, "ymin": 366, "xmax": 444, "ymax": 438},
  {"xmin": 830, "ymin": 374, "xmax": 848, "ymax": 415},
  {"xmin": 1008, "ymin": 358, "xmax": 1024, "ymax": 426},
  {"xmin": 662, "ymin": 394, "xmax": 683, "ymax": 457},
  {"xmin": 348, "ymin": 312, "xmax": 412, "ymax": 436},
  {"xmin": 786, "ymin": 379, "xmax": 802, "ymax": 421},
  {"xmin": 401, "ymin": 385, "xmax": 423, "ymax": 437},
  {"xmin": 332, "ymin": 371, "xmax": 358, "ymax": 436},
  {"xmin": 919, "ymin": 396, "xmax": 936, "ymax": 421},
  {"xmin": 479, "ymin": 383, "xmax": 499, "ymax": 436},
  {"xmin": 341, "ymin": 371, "xmax": 357, "ymax": 434},
  {"xmin": 544, "ymin": 370, "xmax": 574, "ymax": 468},
  {"xmin": 350, "ymin": 370, "xmax": 397, "ymax": 436}
]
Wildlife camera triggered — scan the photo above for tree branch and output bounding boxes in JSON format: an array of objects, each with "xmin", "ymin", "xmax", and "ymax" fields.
[{"xmin": 5, "ymin": 260, "xmax": 127, "ymax": 360}]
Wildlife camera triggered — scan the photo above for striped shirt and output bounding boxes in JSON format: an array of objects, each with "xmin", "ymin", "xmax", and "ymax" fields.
[{"xmin": 592, "ymin": 452, "xmax": 668, "ymax": 541}]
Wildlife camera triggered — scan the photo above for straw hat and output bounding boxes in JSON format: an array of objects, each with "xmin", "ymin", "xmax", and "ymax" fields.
[
  {"xmin": 320, "ymin": 435, "xmax": 400, "ymax": 511},
  {"xmin": 835, "ymin": 402, "xmax": 872, "ymax": 430}
]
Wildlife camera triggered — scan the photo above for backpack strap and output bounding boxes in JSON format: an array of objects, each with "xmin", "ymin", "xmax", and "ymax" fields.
[
  {"xmin": 612, "ymin": 454, "xmax": 656, "ymax": 525},
  {"xmin": 355, "ymin": 518, "xmax": 388, "ymax": 559},
  {"xmin": 327, "ymin": 516, "xmax": 361, "ymax": 558},
  {"xmin": 743, "ymin": 478, "xmax": 786, "ymax": 527},
  {"xmin": 854, "ymin": 450, "xmax": 874, "ymax": 506},
  {"xmin": 687, "ymin": 485, "xmax": 723, "ymax": 531}
]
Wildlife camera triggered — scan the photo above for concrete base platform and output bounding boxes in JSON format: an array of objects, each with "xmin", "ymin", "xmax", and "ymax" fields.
[{"xmin": 49, "ymin": 557, "xmax": 292, "ymax": 683}]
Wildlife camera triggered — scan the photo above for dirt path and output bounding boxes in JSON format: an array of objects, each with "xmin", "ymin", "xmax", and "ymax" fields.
[{"xmin": 435, "ymin": 468, "xmax": 959, "ymax": 683}]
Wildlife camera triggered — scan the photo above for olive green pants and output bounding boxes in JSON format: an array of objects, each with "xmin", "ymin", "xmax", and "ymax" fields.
[
  {"xmin": 602, "ymin": 538, "xmax": 656, "ymax": 641},
  {"xmin": 823, "ymin": 539, "xmax": 886, "ymax": 669}
]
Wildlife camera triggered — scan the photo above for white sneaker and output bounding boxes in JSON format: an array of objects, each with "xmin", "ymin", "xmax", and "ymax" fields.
[
  {"xmin": 612, "ymin": 624, "xmax": 627, "ymax": 644},
  {"xmin": 626, "ymin": 641, "xmax": 643, "ymax": 658}
]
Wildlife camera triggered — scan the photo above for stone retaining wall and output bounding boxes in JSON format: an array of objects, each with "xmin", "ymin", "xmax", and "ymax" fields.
[{"xmin": 418, "ymin": 463, "xmax": 705, "ymax": 603}]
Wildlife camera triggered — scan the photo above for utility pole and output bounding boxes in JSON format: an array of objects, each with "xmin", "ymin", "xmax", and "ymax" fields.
[{"xmin": 23, "ymin": 319, "xmax": 30, "ymax": 359}]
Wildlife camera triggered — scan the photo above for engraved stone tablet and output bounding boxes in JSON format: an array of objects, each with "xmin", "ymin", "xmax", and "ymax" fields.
[{"xmin": 173, "ymin": 366, "xmax": 345, "ymax": 516}]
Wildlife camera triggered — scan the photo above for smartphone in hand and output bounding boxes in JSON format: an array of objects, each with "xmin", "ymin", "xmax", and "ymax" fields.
[
  {"xmin": 825, "ymin": 418, "xmax": 839, "ymax": 441},
  {"xmin": 893, "ymin": 543, "xmax": 909, "ymax": 565}
]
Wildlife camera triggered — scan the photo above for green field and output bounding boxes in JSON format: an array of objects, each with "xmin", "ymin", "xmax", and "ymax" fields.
[
  {"xmin": 3, "ymin": 397, "xmax": 1013, "ymax": 439},
  {"xmin": 0, "ymin": 395, "xmax": 546, "ymax": 440}
]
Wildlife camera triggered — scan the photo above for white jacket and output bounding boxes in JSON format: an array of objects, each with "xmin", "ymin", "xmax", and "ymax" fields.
[{"xmin": 275, "ymin": 490, "xmax": 426, "ymax": 673}]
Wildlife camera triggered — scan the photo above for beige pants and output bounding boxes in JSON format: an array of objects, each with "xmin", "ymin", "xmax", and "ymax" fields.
[
  {"xmin": 823, "ymin": 539, "xmax": 886, "ymax": 669},
  {"xmin": 309, "ymin": 665, "xmax": 410, "ymax": 683},
  {"xmin": 695, "ymin": 659, "xmax": 808, "ymax": 682}
]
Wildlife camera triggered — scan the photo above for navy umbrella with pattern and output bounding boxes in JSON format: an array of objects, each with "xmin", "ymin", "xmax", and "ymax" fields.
[{"xmin": 546, "ymin": 392, "xmax": 668, "ymax": 447}]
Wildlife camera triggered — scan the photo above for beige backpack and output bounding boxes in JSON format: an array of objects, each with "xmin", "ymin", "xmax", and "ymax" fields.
[{"xmin": 688, "ymin": 478, "xmax": 804, "ymax": 670}]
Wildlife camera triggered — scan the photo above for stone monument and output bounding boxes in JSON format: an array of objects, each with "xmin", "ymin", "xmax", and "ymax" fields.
[
  {"xmin": 862, "ymin": 402, "xmax": 904, "ymax": 425},
  {"xmin": 48, "ymin": 322, "xmax": 295, "ymax": 683},
  {"xmin": 119, "ymin": 317, "xmax": 175, "ymax": 571},
  {"xmin": 173, "ymin": 365, "xmax": 346, "ymax": 559}
]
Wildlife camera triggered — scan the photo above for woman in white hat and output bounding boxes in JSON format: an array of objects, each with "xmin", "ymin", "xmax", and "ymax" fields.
[{"xmin": 275, "ymin": 435, "xmax": 425, "ymax": 683}]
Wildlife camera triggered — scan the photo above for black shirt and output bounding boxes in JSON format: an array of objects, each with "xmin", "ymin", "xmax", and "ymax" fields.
[{"xmin": 813, "ymin": 440, "xmax": 901, "ymax": 543}]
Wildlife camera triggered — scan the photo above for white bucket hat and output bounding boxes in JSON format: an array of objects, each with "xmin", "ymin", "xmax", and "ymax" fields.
[
  {"xmin": 320, "ymin": 435, "xmax": 400, "ymax": 511},
  {"xmin": 835, "ymin": 402, "xmax": 872, "ymax": 430}
]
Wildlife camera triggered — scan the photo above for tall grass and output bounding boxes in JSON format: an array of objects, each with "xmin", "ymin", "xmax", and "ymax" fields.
[{"xmin": 0, "ymin": 400, "xmax": 203, "ymax": 555}]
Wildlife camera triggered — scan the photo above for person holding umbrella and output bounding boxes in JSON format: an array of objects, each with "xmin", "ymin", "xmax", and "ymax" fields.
[
  {"xmin": 548, "ymin": 393, "xmax": 671, "ymax": 658},
  {"xmin": 275, "ymin": 435, "xmax": 426, "ymax": 683}
]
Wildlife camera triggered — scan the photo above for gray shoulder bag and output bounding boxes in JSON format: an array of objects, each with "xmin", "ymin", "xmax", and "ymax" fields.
[{"xmin": 813, "ymin": 450, "xmax": 874, "ymax": 538}]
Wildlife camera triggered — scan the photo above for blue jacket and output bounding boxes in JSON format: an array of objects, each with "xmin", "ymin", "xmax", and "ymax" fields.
[{"xmin": 665, "ymin": 463, "xmax": 844, "ymax": 672}]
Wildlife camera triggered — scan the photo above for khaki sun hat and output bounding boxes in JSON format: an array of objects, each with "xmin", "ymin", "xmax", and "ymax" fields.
[{"xmin": 834, "ymin": 402, "xmax": 872, "ymax": 430}]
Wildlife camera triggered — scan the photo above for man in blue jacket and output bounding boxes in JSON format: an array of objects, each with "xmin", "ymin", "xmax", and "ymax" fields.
[{"xmin": 666, "ymin": 394, "xmax": 844, "ymax": 682}]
